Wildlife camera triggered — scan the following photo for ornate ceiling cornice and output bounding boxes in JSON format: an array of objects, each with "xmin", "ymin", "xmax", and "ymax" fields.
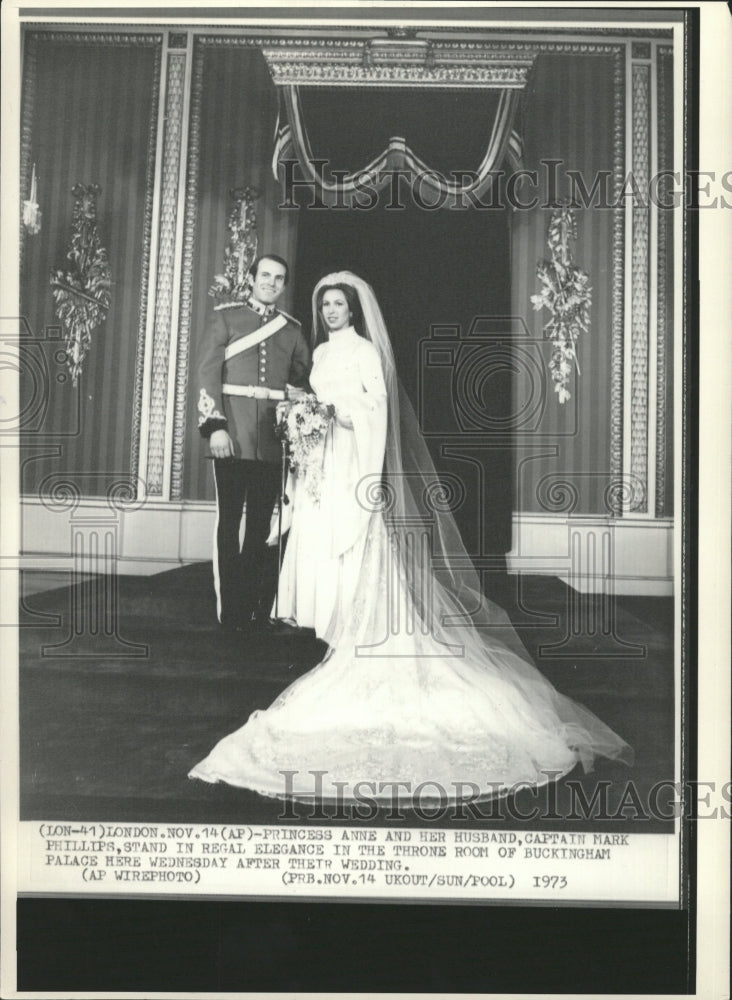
[{"xmin": 261, "ymin": 39, "xmax": 538, "ymax": 89}]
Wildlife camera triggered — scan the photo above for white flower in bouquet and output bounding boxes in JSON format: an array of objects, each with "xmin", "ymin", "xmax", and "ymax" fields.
[{"xmin": 276, "ymin": 394, "xmax": 335, "ymax": 500}]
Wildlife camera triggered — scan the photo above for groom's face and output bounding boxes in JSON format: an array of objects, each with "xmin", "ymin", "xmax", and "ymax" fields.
[{"xmin": 251, "ymin": 258, "xmax": 287, "ymax": 307}]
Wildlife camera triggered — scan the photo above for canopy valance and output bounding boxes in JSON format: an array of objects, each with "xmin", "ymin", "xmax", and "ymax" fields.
[{"xmin": 271, "ymin": 84, "xmax": 524, "ymax": 206}]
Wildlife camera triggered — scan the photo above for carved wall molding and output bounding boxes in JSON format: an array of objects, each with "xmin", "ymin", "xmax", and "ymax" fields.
[
  {"xmin": 24, "ymin": 30, "xmax": 163, "ymax": 46},
  {"xmin": 261, "ymin": 39, "xmax": 532, "ymax": 88},
  {"xmin": 610, "ymin": 46, "xmax": 626, "ymax": 482},
  {"xmin": 130, "ymin": 43, "xmax": 163, "ymax": 489},
  {"xmin": 265, "ymin": 62, "xmax": 531, "ymax": 88},
  {"xmin": 144, "ymin": 51, "xmax": 187, "ymax": 496},
  {"xmin": 655, "ymin": 47, "xmax": 672, "ymax": 517},
  {"xmin": 25, "ymin": 22, "xmax": 673, "ymax": 42},
  {"xmin": 170, "ymin": 46, "xmax": 204, "ymax": 501},
  {"xmin": 256, "ymin": 39, "xmax": 640, "ymax": 88},
  {"xmin": 628, "ymin": 61, "xmax": 651, "ymax": 514}
]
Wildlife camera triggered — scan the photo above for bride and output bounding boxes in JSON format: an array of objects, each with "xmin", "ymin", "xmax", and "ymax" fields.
[{"xmin": 189, "ymin": 272, "xmax": 632, "ymax": 802}]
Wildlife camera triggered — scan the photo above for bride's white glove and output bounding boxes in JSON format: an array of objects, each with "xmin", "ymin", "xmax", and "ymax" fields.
[
  {"xmin": 334, "ymin": 407, "xmax": 354, "ymax": 429},
  {"xmin": 320, "ymin": 393, "xmax": 353, "ymax": 429}
]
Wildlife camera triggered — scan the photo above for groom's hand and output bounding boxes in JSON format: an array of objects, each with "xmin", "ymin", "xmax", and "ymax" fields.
[
  {"xmin": 210, "ymin": 429, "xmax": 235, "ymax": 459},
  {"xmin": 286, "ymin": 384, "xmax": 307, "ymax": 401}
]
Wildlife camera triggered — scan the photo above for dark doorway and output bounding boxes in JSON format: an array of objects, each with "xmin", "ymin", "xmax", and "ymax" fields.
[
  {"xmin": 293, "ymin": 195, "xmax": 514, "ymax": 570},
  {"xmin": 289, "ymin": 87, "xmax": 515, "ymax": 582}
]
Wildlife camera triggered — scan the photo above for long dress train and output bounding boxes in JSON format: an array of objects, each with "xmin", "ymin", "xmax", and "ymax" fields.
[{"xmin": 189, "ymin": 322, "xmax": 632, "ymax": 802}]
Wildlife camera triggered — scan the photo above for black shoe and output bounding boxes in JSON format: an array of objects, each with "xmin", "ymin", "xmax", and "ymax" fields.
[
  {"xmin": 220, "ymin": 619, "xmax": 255, "ymax": 634},
  {"xmin": 259, "ymin": 617, "xmax": 301, "ymax": 636}
]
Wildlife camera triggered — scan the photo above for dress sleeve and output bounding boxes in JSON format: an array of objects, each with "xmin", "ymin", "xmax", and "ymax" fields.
[
  {"xmin": 358, "ymin": 340, "xmax": 388, "ymax": 405},
  {"xmin": 334, "ymin": 341, "xmax": 387, "ymax": 428},
  {"xmin": 196, "ymin": 308, "xmax": 228, "ymax": 438},
  {"xmin": 330, "ymin": 340, "xmax": 388, "ymax": 557}
]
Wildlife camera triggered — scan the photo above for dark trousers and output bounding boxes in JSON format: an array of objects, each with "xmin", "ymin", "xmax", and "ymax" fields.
[{"xmin": 213, "ymin": 459, "xmax": 281, "ymax": 626}]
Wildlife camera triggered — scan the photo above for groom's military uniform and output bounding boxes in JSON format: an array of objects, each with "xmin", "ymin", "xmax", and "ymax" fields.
[{"xmin": 197, "ymin": 296, "xmax": 310, "ymax": 627}]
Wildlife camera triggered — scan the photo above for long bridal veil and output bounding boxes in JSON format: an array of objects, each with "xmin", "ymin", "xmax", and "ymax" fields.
[
  {"xmin": 189, "ymin": 272, "xmax": 632, "ymax": 802},
  {"xmin": 310, "ymin": 272, "xmax": 633, "ymax": 777}
]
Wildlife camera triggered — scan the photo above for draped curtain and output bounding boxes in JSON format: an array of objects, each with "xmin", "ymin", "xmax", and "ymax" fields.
[{"xmin": 273, "ymin": 84, "xmax": 524, "ymax": 205}]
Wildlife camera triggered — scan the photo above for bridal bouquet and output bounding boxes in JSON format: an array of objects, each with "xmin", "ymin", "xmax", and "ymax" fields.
[{"xmin": 275, "ymin": 394, "xmax": 335, "ymax": 501}]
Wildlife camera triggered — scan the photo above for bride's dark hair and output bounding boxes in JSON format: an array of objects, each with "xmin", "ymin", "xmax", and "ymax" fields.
[{"xmin": 314, "ymin": 282, "xmax": 365, "ymax": 346}]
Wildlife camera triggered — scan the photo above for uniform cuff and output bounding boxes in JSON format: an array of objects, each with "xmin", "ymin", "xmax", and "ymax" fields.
[{"xmin": 198, "ymin": 417, "xmax": 228, "ymax": 439}]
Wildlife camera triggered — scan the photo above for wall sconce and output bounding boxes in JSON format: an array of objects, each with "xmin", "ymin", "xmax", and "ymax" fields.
[{"xmin": 23, "ymin": 161, "xmax": 42, "ymax": 235}]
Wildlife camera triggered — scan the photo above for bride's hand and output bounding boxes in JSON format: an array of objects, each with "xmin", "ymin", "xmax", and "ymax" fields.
[
  {"xmin": 322, "ymin": 395, "xmax": 349, "ymax": 428},
  {"xmin": 334, "ymin": 407, "xmax": 353, "ymax": 428}
]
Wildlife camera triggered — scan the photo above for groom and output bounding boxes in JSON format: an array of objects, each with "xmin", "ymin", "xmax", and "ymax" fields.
[{"xmin": 196, "ymin": 253, "xmax": 311, "ymax": 631}]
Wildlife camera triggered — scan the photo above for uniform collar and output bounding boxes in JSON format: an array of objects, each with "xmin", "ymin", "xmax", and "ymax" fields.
[{"xmin": 246, "ymin": 296, "xmax": 276, "ymax": 319}]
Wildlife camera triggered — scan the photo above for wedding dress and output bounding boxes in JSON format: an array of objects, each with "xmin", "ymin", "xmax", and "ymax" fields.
[
  {"xmin": 272, "ymin": 324, "xmax": 388, "ymax": 638},
  {"xmin": 189, "ymin": 274, "xmax": 632, "ymax": 802}
]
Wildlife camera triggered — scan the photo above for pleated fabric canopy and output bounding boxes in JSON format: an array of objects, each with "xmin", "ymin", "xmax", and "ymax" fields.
[{"xmin": 272, "ymin": 84, "xmax": 525, "ymax": 207}]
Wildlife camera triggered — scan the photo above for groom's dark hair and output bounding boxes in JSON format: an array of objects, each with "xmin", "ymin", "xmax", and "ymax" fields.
[
  {"xmin": 249, "ymin": 253, "xmax": 289, "ymax": 285},
  {"xmin": 315, "ymin": 282, "xmax": 365, "ymax": 347}
]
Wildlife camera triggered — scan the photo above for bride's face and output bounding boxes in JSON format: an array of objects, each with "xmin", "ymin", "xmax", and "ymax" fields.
[{"xmin": 321, "ymin": 290, "xmax": 351, "ymax": 332}]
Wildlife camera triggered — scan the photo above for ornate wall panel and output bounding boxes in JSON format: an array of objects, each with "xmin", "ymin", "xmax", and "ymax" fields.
[
  {"xmin": 19, "ymin": 33, "xmax": 162, "ymax": 499},
  {"xmin": 511, "ymin": 50, "xmax": 622, "ymax": 516}
]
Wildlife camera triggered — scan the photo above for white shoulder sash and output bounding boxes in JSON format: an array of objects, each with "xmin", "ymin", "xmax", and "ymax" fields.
[{"xmin": 224, "ymin": 312, "xmax": 287, "ymax": 361}]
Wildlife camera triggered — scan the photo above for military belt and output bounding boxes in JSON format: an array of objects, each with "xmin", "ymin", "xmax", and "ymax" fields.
[{"xmin": 222, "ymin": 383, "xmax": 286, "ymax": 401}]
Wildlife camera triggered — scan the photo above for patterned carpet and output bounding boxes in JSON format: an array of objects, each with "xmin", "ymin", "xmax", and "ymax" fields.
[{"xmin": 19, "ymin": 564, "xmax": 675, "ymax": 830}]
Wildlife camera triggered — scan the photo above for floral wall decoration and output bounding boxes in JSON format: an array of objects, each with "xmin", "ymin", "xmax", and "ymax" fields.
[
  {"xmin": 50, "ymin": 183, "xmax": 112, "ymax": 385},
  {"xmin": 531, "ymin": 205, "xmax": 591, "ymax": 404},
  {"xmin": 209, "ymin": 186, "xmax": 259, "ymax": 302}
]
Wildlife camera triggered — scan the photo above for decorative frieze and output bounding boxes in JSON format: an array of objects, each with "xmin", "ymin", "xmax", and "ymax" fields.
[
  {"xmin": 23, "ymin": 30, "xmax": 162, "ymax": 46},
  {"xmin": 261, "ymin": 41, "xmax": 533, "ymax": 87}
]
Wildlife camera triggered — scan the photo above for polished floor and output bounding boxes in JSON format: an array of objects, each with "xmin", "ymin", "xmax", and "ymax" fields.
[{"xmin": 18, "ymin": 564, "xmax": 675, "ymax": 829}]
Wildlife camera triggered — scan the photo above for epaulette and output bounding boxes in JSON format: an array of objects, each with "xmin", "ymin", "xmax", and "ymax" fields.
[
  {"xmin": 214, "ymin": 300, "xmax": 245, "ymax": 312},
  {"xmin": 277, "ymin": 309, "xmax": 301, "ymax": 326}
]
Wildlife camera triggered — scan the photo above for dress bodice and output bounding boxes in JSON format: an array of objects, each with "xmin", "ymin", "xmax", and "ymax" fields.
[{"xmin": 311, "ymin": 327, "xmax": 386, "ymax": 409}]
